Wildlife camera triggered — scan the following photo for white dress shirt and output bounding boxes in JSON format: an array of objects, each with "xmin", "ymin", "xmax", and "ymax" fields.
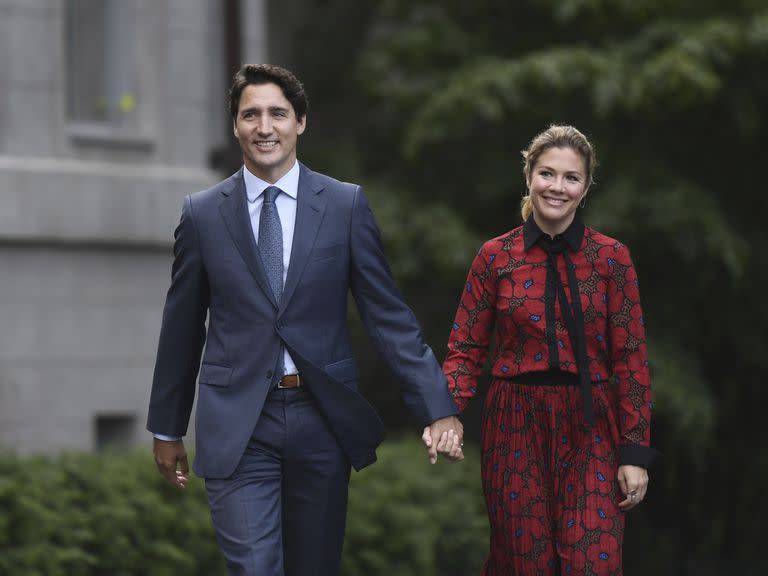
[{"xmin": 244, "ymin": 160, "xmax": 300, "ymax": 377}]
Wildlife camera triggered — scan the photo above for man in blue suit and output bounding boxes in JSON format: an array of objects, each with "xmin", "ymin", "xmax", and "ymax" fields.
[{"xmin": 147, "ymin": 64, "xmax": 463, "ymax": 576}]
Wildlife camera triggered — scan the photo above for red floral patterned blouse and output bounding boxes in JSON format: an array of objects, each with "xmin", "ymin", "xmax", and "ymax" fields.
[{"xmin": 443, "ymin": 217, "xmax": 655, "ymax": 466}]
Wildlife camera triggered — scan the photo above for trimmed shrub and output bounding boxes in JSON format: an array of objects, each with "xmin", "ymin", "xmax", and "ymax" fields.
[
  {"xmin": 343, "ymin": 438, "xmax": 488, "ymax": 576},
  {"xmin": 0, "ymin": 450, "xmax": 224, "ymax": 576},
  {"xmin": 0, "ymin": 438, "xmax": 488, "ymax": 575}
]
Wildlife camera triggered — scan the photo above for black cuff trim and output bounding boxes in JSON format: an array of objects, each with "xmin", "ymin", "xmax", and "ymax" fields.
[{"xmin": 619, "ymin": 443, "xmax": 660, "ymax": 469}]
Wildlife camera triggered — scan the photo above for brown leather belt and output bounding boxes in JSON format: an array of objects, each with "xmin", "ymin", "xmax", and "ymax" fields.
[{"xmin": 277, "ymin": 374, "xmax": 302, "ymax": 389}]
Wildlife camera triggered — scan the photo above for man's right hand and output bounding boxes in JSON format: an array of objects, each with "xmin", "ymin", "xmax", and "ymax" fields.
[{"xmin": 153, "ymin": 438, "xmax": 189, "ymax": 489}]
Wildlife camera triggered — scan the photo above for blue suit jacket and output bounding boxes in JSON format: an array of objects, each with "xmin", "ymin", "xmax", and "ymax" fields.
[{"xmin": 147, "ymin": 164, "xmax": 457, "ymax": 478}]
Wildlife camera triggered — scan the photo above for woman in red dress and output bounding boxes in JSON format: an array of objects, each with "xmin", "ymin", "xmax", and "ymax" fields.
[{"xmin": 434, "ymin": 125, "xmax": 656, "ymax": 575}]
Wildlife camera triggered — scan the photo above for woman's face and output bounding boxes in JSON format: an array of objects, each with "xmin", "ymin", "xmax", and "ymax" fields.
[{"xmin": 528, "ymin": 146, "xmax": 588, "ymax": 236}]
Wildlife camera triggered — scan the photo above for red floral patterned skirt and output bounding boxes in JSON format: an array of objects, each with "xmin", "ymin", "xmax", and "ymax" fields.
[{"xmin": 479, "ymin": 377, "xmax": 624, "ymax": 576}]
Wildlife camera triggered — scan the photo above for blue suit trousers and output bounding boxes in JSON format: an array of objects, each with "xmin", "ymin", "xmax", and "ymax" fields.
[{"xmin": 205, "ymin": 387, "xmax": 351, "ymax": 576}]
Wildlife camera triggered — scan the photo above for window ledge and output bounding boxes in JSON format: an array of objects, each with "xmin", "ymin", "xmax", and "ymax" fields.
[{"xmin": 67, "ymin": 122, "xmax": 155, "ymax": 152}]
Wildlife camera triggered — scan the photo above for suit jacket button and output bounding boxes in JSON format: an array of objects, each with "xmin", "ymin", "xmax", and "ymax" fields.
[{"xmin": 266, "ymin": 370, "xmax": 273, "ymax": 379}]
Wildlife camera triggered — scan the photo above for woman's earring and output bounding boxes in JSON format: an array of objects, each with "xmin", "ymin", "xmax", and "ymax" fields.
[{"xmin": 580, "ymin": 196, "xmax": 587, "ymax": 208}]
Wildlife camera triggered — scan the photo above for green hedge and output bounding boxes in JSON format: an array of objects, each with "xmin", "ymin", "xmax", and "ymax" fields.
[
  {"xmin": 0, "ymin": 439, "xmax": 488, "ymax": 576},
  {"xmin": 0, "ymin": 449, "xmax": 223, "ymax": 576},
  {"xmin": 343, "ymin": 440, "xmax": 488, "ymax": 576}
]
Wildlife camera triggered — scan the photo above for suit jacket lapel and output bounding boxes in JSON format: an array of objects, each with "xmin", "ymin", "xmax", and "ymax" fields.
[
  {"xmin": 280, "ymin": 164, "xmax": 326, "ymax": 313},
  {"xmin": 218, "ymin": 169, "xmax": 278, "ymax": 308}
]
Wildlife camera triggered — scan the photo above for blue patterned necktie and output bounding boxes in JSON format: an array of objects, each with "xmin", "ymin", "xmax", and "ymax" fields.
[
  {"xmin": 258, "ymin": 185, "xmax": 285, "ymax": 377},
  {"xmin": 259, "ymin": 186, "xmax": 284, "ymax": 301}
]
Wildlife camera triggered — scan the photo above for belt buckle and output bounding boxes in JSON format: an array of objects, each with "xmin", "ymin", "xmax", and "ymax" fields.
[{"xmin": 277, "ymin": 374, "xmax": 301, "ymax": 389}]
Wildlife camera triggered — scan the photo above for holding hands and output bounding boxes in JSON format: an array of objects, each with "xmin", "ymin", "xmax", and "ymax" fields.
[{"xmin": 422, "ymin": 415, "xmax": 465, "ymax": 464}]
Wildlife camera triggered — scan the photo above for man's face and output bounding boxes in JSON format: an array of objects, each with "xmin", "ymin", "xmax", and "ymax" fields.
[{"xmin": 233, "ymin": 83, "xmax": 306, "ymax": 183}]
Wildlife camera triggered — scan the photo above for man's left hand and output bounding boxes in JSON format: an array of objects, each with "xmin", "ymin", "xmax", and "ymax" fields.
[{"xmin": 422, "ymin": 416, "xmax": 464, "ymax": 464}]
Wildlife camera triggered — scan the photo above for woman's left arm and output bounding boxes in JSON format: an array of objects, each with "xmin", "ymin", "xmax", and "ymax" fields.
[{"xmin": 606, "ymin": 243, "xmax": 657, "ymax": 470}]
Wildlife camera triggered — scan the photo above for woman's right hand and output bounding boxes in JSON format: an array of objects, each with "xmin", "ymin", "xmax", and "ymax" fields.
[{"xmin": 422, "ymin": 417, "xmax": 464, "ymax": 464}]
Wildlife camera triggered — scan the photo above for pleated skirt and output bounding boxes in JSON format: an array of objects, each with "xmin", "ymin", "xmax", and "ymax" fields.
[{"xmin": 479, "ymin": 377, "xmax": 625, "ymax": 576}]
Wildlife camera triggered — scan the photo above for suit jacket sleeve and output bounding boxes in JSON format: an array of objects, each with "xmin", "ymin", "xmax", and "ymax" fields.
[
  {"xmin": 146, "ymin": 195, "xmax": 210, "ymax": 436},
  {"xmin": 348, "ymin": 187, "xmax": 457, "ymax": 426}
]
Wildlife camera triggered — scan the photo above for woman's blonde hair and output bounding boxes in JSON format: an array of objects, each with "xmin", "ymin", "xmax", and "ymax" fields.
[{"xmin": 520, "ymin": 125, "xmax": 597, "ymax": 221}]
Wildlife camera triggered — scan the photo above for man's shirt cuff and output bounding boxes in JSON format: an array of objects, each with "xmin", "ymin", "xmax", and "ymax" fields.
[{"xmin": 153, "ymin": 433, "xmax": 182, "ymax": 441}]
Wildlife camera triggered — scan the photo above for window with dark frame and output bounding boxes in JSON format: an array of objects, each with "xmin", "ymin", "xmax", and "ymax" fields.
[
  {"xmin": 95, "ymin": 413, "xmax": 136, "ymax": 452},
  {"xmin": 66, "ymin": 0, "xmax": 138, "ymax": 126}
]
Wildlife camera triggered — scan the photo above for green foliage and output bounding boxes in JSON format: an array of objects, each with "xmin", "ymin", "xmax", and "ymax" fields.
[
  {"xmin": 363, "ymin": 181, "xmax": 482, "ymax": 282},
  {"xmin": 380, "ymin": 15, "xmax": 764, "ymax": 156},
  {"xmin": 0, "ymin": 443, "xmax": 487, "ymax": 576},
  {"xmin": 0, "ymin": 451, "xmax": 225, "ymax": 576},
  {"xmin": 343, "ymin": 439, "xmax": 488, "ymax": 576},
  {"xmin": 646, "ymin": 341, "xmax": 714, "ymax": 466}
]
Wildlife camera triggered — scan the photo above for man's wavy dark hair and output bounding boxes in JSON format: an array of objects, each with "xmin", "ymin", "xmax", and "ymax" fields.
[{"xmin": 228, "ymin": 64, "xmax": 308, "ymax": 121}]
